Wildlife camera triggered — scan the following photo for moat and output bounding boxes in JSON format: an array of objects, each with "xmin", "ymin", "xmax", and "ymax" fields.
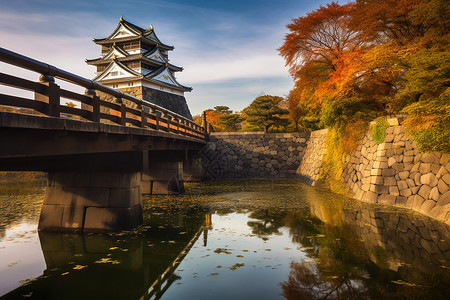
[{"xmin": 1, "ymin": 179, "xmax": 450, "ymax": 299}]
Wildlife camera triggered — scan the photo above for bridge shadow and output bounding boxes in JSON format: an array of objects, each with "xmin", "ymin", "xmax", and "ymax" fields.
[{"xmin": 0, "ymin": 207, "xmax": 211, "ymax": 300}]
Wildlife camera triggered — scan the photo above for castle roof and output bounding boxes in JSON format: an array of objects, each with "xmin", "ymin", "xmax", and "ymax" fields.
[
  {"xmin": 93, "ymin": 58, "xmax": 192, "ymax": 92},
  {"xmin": 93, "ymin": 16, "xmax": 174, "ymax": 50},
  {"xmin": 86, "ymin": 44, "xmax": 183, "ymax": 72}
]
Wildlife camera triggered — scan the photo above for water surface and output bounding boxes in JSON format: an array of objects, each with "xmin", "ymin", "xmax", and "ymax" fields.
[{"xmin": 1, "ymin": 179, "xmax": 450, "ymax": 299}]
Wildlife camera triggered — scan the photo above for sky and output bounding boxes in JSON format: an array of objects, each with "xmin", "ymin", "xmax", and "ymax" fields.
[{"xmin": 0, "ymin": 0, "xmax": 332, "ymax": 116}]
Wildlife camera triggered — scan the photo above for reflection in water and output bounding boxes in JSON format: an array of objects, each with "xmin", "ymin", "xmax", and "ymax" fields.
[
  {"xmin": 1, "ymin": 207, "xmax": 209, "ymax": 300},
  {"xmin": 1, "ymin": 179, "xmax": 450, "ymax": 299},
  {"xmin": 280, "ymin": 192, "xmax": 450, "ymax": 299}
]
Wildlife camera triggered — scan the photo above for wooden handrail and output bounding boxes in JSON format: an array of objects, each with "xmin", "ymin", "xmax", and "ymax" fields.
[{"xmin": 0, "ymin": 47, "xmax": 206, "ymax": 140}]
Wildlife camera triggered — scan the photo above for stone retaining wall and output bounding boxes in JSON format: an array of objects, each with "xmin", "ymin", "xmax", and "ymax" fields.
[
  {"xmin": 298, "ymin": 118, "xmax": 450, "ymax": 224},
  {"xmin": 199, "ymin": 132, "xmax": 309, "ymax": 179},
  {"xmin": 296, "ymin": 129, "xmax": 328, "ymax": 186}
]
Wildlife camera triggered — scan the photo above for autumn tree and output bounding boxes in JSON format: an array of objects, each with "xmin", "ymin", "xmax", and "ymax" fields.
[
  {"xmin": 279, "ymin": 1, "xmax": 361, "ymax": 79},
  {"xmin": 282, "ymin": 89, "xmax": 307, "ymax": 131},
  {"xmin": 242, "ymin": 95, "xmax": 289, "ymax": 133}
]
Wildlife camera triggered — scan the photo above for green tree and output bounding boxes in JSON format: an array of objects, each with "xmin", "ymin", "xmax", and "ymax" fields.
[
  {"xmin": 213, "ymin": 106, "xmax": 232, "ymax": 114},
  {"xmin": 219, "ymin": 113, "xmax": 244, "ymax": 131},
  {"xmin": 243, "ymin": 95, "xmax": 290, "ymax": 133}
]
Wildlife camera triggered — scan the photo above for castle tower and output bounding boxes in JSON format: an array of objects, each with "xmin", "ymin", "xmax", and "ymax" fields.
[{"xmin": 86, "ymin": 16, "xmax": 193, "ymax": 119}]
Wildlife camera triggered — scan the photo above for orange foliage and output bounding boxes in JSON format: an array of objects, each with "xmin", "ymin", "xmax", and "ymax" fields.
[{"xmin": 279, "ymin": 2, "xmax": 361, "ymax": 78}]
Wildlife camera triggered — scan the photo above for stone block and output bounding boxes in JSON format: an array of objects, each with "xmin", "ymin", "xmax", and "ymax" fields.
[
  {"xmin": 421, "ymin": 153, "xmax": 440, "ymax": 164},
  {"xmin": 74, "ymin": 187, "xmax": 110, "ymax": 207},
  {"xmin": 379, "ymin": 161, "xmax": 388, "ymax": 169},
  {"xmin": 373, "ymin": 185, "xmax": 388, "ymax": 194},
  {"xmin": 384, "ymin": 176, "xmax": 397, "ymax": 186},
  {"xmin": 369, "ymin": 176, "xmax": 383, "ymax": 185},
  {"xmin": 440, "ymin": 154, "xmax": 450, "ymax": 165},
  {"xmin": 437, "ymin": 166, "xmax": 448, "ymax": 179},
  {"xmin": 400, "ymin": 188, "xmax": 412, "ymax": 197},
  {"xmin": 411, "ymin": 163, "xmax": 420, "ymax": 173},
  {"xmin": 418, "ymin": 185, "xmax": 432, "ymax": 199},
  {"xmin": 378, "ymin": 194, "xmax": 396, "ymax": 205},
  {"xmin": 388, "ymin": 157, "xmax": 396, "ymax": 167},
  {"xmin": 431, "ymin": 163, "xmax": 440, "ymax": 174},
  {"xmin": 406, "ymin": 178, "xmax": 416, "ymax": 188},
  {"xmin": 430, "ymin": 187, "xmax": 440, "ymax": 201},
  {"xmin": 443, "ymin": 173, "xmax": 450, "ymax": 185},
  {"xmin": 122, "ymin": 172, "xmax": 140, "ymax": 188},
  {"xmin": 398, "ymin": 180, "xmax": 408, "ymax": 190},
  {"xmin": 38, "ymin": 205, "xmax": 64, "ymax": 230},
  {"xmin": 370, "ymin": 169, "xmax": 382, "ymax": 176},
  {"xmin": 395, "ymin": 196, "xmax": 407, "ymax": 206},
  {"xmin": 108, "ymin": 187, "xmax": 140, "ymax": 207},
  {"xmin": 84, "ymin": 205, "xmax": 142, "ymax": 232},
  {"xmin": 411, "ymin": 186, "xmax": 420, "ymax": 195},
  {"xmin": 385, "ymin": 134, "xmax": 395, "ymax": 143},
  {"xmin": 364, "ymin": 191, "xmax": 378, "ymax": 203},
  {"xmin": 419, "ymin": 163, "xmax": 431, "ymax": 174},
  {"xmin": 429, "ymin": 205, "xmax": 446, "ymax": 219},
  {"xmin": 421, "ymin": 173, "xmax": 438, "ymax": 187},
  {"xmin": 387, "ymin": 118, "xmax": 399, "ymax": 126},
  {"xmin": 414, "ymin": 173, "xmax": 422, "ymax": 185},
  {"xmin": 90, "ymin": 172, "xmax": 122, "ymax": 188},
  {"xmin": 437, "ymin": 190, "xmax": 450, "ymax": 206},
  {"xmin": 61, "ymin": 206, "xmax": 85, "ymax": 230},
  {"xmin": 382, "ymin": 168, "xmax": 396, "ymax": 177},
  {"xmin": 43, "ymin": 186, "xmax": 63, "ymax": 205},
  {"xmin": 389, "ymin": 186, "xmax": 400, "ymax": 196},
  {"xmin": 412, "ymin": 195, "xmax": 426, "ymax": 211},
  {"xmin": 398, "ymin": 171, "xmax": 409, "ymax": 180},
  {"xmin": 438, "ymin": 179, "xmax": 449, "ymax": 194}
]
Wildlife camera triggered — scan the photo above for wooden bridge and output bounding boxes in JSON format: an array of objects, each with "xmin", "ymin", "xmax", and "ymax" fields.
[{"xmin": 0, "ymin": 47, "xmax": 208, "ymax": 232}]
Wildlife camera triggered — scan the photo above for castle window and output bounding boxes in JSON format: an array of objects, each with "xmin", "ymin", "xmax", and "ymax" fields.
[{"xmin": 111, "ymin": 71, "xmax": 118, "ymax": 77}]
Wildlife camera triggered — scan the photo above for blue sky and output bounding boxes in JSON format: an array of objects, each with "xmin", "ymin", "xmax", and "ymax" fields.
[{"xmin": 0, "ymin": 0, "xmax": 332, "ymax": 115}]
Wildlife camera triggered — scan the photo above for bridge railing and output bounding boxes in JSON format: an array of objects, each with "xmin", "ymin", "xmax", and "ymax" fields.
[{"xmin": 0, "ymin": 47, "xmax": 207, "ymax": 140}]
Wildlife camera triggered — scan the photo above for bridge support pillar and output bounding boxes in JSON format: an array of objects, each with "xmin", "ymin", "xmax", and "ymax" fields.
[
  {"xmin": 183, "ymin": 154, "xmax": 203, "ymax": 182},
  {"xmin": 39, "ymin": 172, "xmax": 142, "ymax": 232},
  {"xmin": 141, "ymin": 151, "xmax": 184, "ymax": 195}
]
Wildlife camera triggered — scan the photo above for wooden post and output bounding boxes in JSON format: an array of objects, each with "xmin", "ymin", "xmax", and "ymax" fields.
[
  {"xmin": 165, "ymin": 114, "xmax": 172, "ymax": 132},
  {"xmin": 138, "ymin": 103, "xmax": 146, "ymax": 128},
  {"xmin": 155, "ymin": 110, "xmax": 160, "ymax": 131},
  {"xmin": 175, "ymin": 118, "xmax": 180, "ymax": 134},
  {"xmin": 116, "ymin": 97, "xmax": 126, "ymax": 126},
  {"xmin": 38, "ymin": 74, "xmax": 60, "ymax": 117},
  {"xmin": 85, "ymin": 89, "xmax": 100, "ymax": 122},
  {"xmin": 202, "ymin": 111, "xmax": 208, "ymax": 140}
]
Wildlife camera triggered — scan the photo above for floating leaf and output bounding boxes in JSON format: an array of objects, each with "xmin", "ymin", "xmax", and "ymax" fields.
[
  {"xmin": 61, "ymin": 272, "xmax": 69, "ymax": 276},
  {"xmin": 229, "ymin": 263, "xmax": 245, "ymax": 271},
  {"xmin": 73, "ymin": 265, "xmax": 87, "ymax": 270}
]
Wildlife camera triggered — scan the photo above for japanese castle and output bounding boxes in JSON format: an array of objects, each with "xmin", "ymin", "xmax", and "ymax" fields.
[{"xmin": 86, "ymin": 16, "xmax": 192, "ymax": 119}]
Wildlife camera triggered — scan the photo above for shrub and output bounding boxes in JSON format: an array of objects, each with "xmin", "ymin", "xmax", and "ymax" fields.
[{"xmin": 370, "ymin": 117, "xmax": 390, "ymax": 144}]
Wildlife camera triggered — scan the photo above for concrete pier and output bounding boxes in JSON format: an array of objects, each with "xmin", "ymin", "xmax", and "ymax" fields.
[
  {"xmin": 39, "ymin": 172, "xmax": 142, "ymax": 232},
  {"xmin": 141, "ymin": 151, "xmax": 185, "ymax": 195}
]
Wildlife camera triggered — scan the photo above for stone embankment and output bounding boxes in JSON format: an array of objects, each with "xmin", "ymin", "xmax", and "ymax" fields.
[
  {"xmin": 199, "ymin": 118, "xmax": 450, "ymax": 224},
  {"xmin": 299, "ymin": 118, "xmax": 450, "ymax": 224},
  {"xmin": 296, "ymin": 129, "xmax": 327, "ymax": 186},
  {"xmin": 199, "ymin": 132, "xmax": 309, "ymax": 179}
]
